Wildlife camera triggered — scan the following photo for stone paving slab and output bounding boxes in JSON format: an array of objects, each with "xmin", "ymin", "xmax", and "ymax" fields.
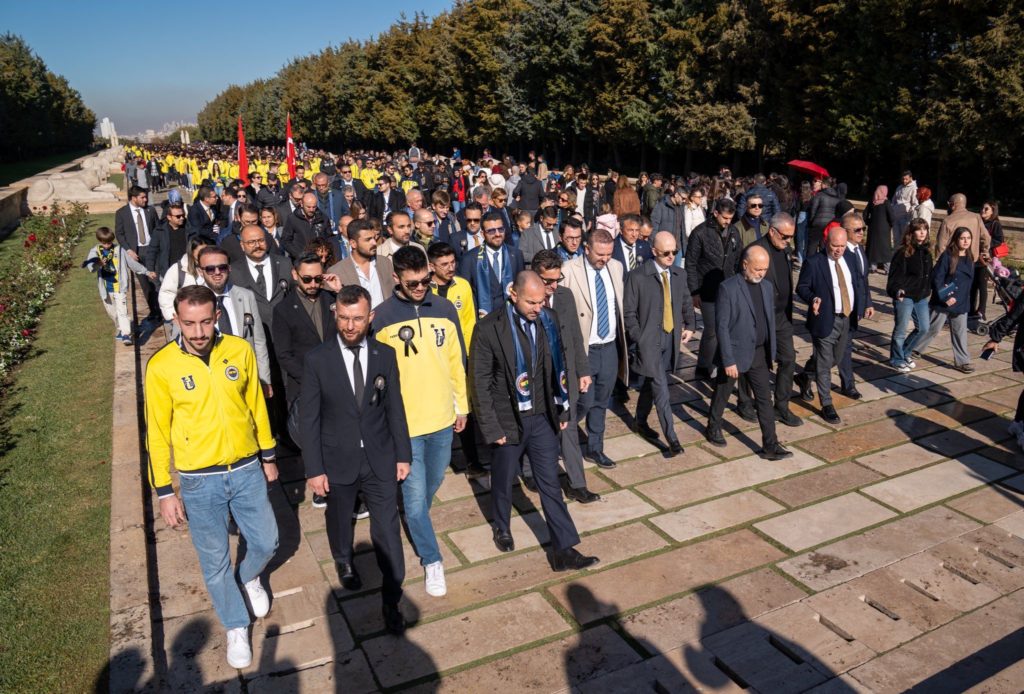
[
  {"xmin": 847, "ymin": 589, "xmax": 1024, "ymax": 693},
  {"xmin": 945, "ymin": 476, "xmax": 1024, "ymax": 522},
  {"xmin": 927, "ymin": 530, "xmax": 1024, "ymax": 596},
  {"xmin": 649, "ymin": 490, "xmax": 784, "ymax": 543},
  {"xmin": 797, "ymin": 415, "xmax": 945, "ymax": 463},
  {"xmin": 888, "ymin": 552, "xmax": 1002, "ymax": 612},
  {"xmin": 855, "ymin": 442, "xmax": 946, "ymax": 476},
  {"xmin": 755, "ymin": 493, "xmax": 898, "ymax": 551},
  {"xmin": 778, "ymin": 507, "xmax": 981, "ymax": 591},
  {"xmin": 246, "ymin": 649, "xmax": 377, "ymax": 693},
  {"xmin": 701, "ymin": 618, "xmax": 828, "ymax": 693},
  {"xmin": 604, "ymin": 433, "xmax": 661, "ymax": 461},
  {"xmin": 753, "ymin": 602, "xmax": 877, "ymax": 677},
  {"xmin": 447, "ymin": 489, "xmax": 657, "ymax": 562},
  {"xmin": 549, "ymin": 530, "xmax": 786, "ymax": 624},
  {"xmin": 636, "ymin": 450, "xmax": 825, "ymax": 509},
  {"xmin": 761, "ymin": 462, "xmax": 884, "ymax": 507},
  {"xmin": 599, "ymin": 447, "xmax": 722, "ymax": 487},
  {"xmin": 361, "ymin": 593, "xmax": 570, "ymax": 688},
  {"xmin": 860, "ymin": 454, "xmax": 1015, "ymax": 512}
]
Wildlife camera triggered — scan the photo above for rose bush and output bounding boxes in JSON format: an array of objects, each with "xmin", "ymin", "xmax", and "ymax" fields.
[{"xmin": 0, "ymin": 202, "xmax": 89, "ymax": 379}]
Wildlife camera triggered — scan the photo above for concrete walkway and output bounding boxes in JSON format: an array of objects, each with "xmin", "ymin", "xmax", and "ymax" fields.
[{"xmin": 108, "ymin": 271, "xmax": 1024, "ymax": 693}]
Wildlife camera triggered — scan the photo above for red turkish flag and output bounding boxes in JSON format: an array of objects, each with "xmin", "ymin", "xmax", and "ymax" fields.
[
  {"xmin": 237, "ymin": 116, "xmax": 249, "ymax": 186},
  {"xmin": 286, "ymin": 113, "xmax": 296, "ymax": 180}
]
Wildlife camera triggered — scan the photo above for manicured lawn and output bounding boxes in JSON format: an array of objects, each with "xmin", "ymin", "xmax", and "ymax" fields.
[
  {"xmin": 0, "ymin": 213, "xmax": 114, "ymax": 693},
  {"xmin": 0, "ymin": 151, "xmax": 88, "ymax": 186}
]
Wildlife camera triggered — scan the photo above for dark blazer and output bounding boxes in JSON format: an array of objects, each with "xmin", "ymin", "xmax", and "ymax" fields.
[
  {"xmin": 317, "ymin": 190, "xmax": 347, "ymax": 233},
  {"xmin": 929, "ymin": 251, "xmax": 974, "ymax": 316},
  {"xmin": 612, "ymin": 237, "xmax": 653, "ymax": 273},
  {"xmin": 457, "ymin": 245, "xmax": 525, "ymax": 314},
  {"xmin": 715, "ymin": 273, "xmax": 776, "ymax": 372},
  {"xmin": 231, "ymin": 253, "xmax": 293, "ymax": 332},
  {"xmin": 219, "ymin": 227, "xmax": 281, "ymax": 265},
  {"xmin": 300, "ymin": 336, "xmax": 412, "ymax": 483},
  {"xmin": 271, "ymin": 288, "xmax": 337, "ymax": 402},
  {"xmin": 469, "ymin": 308, "xmax": 568, "ymax": 447},
  {"xmin": 366, "ymin": 189, "xmax": 406, "ymax": 222},
  {"xmin": 330, "ymin": 178, "xmax": 369, "ymax": 204},
  {"xmin": 281, "ymin": 208, "xmax": 329, "ymax": 259},
  {"xmin": 749, "ymin": 236, "xmax": 795, "ymax": 321},
  {"xmin": 144, "ymin": 221, "xmax": 189, "ymax": 277},
  {"xmin": 448, "ymin": 230, "xmax": 483, "ymax": 261},
  {"xmin": 517, "ymin": 223, "xmax": 559, "ymax": 263},
  {"xmin": 114, "ymin": 204, "xmax": 160, "ymax": 253},
  {"xmin": 624, "ymin": 260, "xmax": 697, "ymax": 376},
  {"xmin": 186, "ymin": 201, "xmax": 218, "ymax": 242},
  {"xmin": 796, "ymin": 251, "xmax": 867, "ymax": 339},
  {"xmin": 550, "ymin": 287, "xmax": 588, "ymax": 406},
  {"xmin": 845, "ymin": 245, "xmax": 873, "ymax": 319},
  {"xmin": 433, "ymin": 211, "xmax": 458, "ymax": 246}
]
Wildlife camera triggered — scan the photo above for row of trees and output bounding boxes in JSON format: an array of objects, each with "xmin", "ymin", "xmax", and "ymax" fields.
[
  {"xmin": 197, "ymin": 0, "xmax": 1024, "ymax": 204},
  {"xmin": 0, "ymin": 34, "xmax": 95, "ymax": 161}
]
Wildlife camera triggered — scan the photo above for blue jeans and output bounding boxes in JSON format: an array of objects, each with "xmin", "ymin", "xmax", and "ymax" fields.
[
  {"xmin": 179, "ymin": 461, "xmax": 279, "ymax": 629},
  {"xmin": 452, "ymin": 200, "xmax": 465, "ymax": 214},
  {"xmin": 403, "ymin": 426, "xmax": 453, "ymax": 565},
  {"xmin": 795, "ymin": 219, "xmax": 808, "ymax": 263},
  {"xmin": 890, "ymin": 297, "xmax": 930, "ymax": 366}
]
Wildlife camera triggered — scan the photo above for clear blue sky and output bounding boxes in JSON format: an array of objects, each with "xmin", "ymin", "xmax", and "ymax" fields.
[{"xmin": 2, "ymin": 0, "xmax": 452, "ymax": 135}]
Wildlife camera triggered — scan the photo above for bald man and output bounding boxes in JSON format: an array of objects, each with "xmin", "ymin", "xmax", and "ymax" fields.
[
  {"xmin": 623, "ymin": 231, "xmax": 695, "ymax": 455},
  {"xmin": 313, "ymin": 172, "xmax": 346, "ymax": 234},
  {"xmin": 282, "ymin": 191, "xmax": 329, "ymax": 258},
  {"xmin": 705, "ymin": 245, "xmax": 793, "ymax": 460},
  {"xmin": 469, "ymin": 270, "xmax": 599, "ymax": 571}
]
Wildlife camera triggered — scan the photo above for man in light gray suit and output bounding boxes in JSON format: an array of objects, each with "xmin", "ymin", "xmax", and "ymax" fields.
[
  {"xmin": 623, "ymin": 232, "xmax": 696, "ymax": 456},
  {"xmin": 518, "ymin": 207, "xmax": 561, "ymax": 263},
  {"xmin": 704, "ymin": 245, "xmax": 791, "ymax": 461},
  {"xmin": 327, "ymin": 219, "xmax": 396, "ymax": 309},
  {"xmin": 197, "ymin": 246, "xmax": 273, "ymax": 392}
]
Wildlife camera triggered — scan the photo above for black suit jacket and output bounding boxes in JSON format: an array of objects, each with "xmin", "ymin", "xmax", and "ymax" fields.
[
  {"xmin": 231, "ymin": 254, "xmax": 293, "ymax": 332},
  {"xmin": 623, "ymin": 260, "xmax": 696, "ymax": 376},
  {"xmin": 469, "ymin": 308, "xmax": 568, "ymax": 446},
  {"xmin": 457, "ymin": 246, "xmax": 525, "ymax": 314},
  {"xmin": 796, "ymin": 250, "xmax": 869, "ymax": 339},
  {"xmin": 550, "ymin": 287, "xmax": 588, "ymax": 406},
  {"xmin": 114, "ymin": 204, "xmax": 159, "ymax": 253},
  {"xmin": 300, "ymin": 337, "xmax": 412, "ymax": 484},
  {"xmin": 271, "ymin": 288, "xmax": 337, "ymax": 402},
  {"xmin": 366, "ymin": 189, "xmax": 406, "ymax": 222},
  {"xmin": 611, "ymin": 237, "xmax": 653, "ymax": 273},
  {"xmin": 144, "ymin": 221, "xmax": 190, "ymax": 277},
  {"xmin": 186, "ymin": 201, "xmax": 218, "ymax": 242}
]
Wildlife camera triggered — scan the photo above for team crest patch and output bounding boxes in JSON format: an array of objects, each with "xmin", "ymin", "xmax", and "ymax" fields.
[
  {"xmin": 516, "ymin": 373, "xmax": 530, "ymax": 396},
  {"xmin": 433, "ymin": 327, "xmax": 446, "ymax": 346},
  {"xmin": 181, "ymin": 375, "xmax": 196, "ymax": 390},
  {"xmin": 560, "ymin": 371, "xmax": 568, "ymax": 390},
  {"xmin": 454, "ymin": 298, "xmax": 463, "ymax": 310},
  {"xmin": 225, "ymin": 365, "xmax": 240, "ymax": 381}
]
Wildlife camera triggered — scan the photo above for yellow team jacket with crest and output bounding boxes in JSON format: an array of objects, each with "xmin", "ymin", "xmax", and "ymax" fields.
[{"xmin": 145, "ymin": 334, "xmax": 275, "ymax": 496}]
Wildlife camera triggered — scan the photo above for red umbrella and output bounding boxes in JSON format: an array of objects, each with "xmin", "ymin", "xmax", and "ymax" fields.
[{"xmin": 786, "ymin": 159, "xmax": 829, "ymax": 178}]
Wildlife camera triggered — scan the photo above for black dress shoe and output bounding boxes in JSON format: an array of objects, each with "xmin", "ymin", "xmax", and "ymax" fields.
[
  {"xmin": 838, "ymin": 386, "xmax": 862, "ymax": 400},
  {"xmin": 633, "ymin": 422, "xmax": 660, "ymax": 442},
  {"xmin": 551, "ymin": 547, "xmax": 600, "ymax": 572},
  {"xmin": 668, "ymin": 440, "xmax": 684, "ymax": 456},
  {"xmin": 493, "ymin": 527, "xmax": 515, "ymax": 553},
  {"xmin": 794, "ymin": 372, "xmax": 814, "ymax": 401},
  {"xmin": 465, "ymin": 462, "xmax": 488, "ymax": 479},
  {"xmin": 521, "ymin": 476, "xmax": 539, "ymax": 493},
  {"xmin": 587, "ymin": 451, "xmax": 617, "ymax": 469},
  {"xmin": 694, "ymin": 366, "xmax": 712, "ymax": 382},
  {"xmin": 566, "ymin": 487, "xmax": 601, "ymax": 504},
  {"xmin": 775, "ymin": 409, "xmax": 804, "ymax": 427},
  {"xmin": 704, "ymin": 426, "xmax": 727, "ymax": 447},
  {"xmin": 821, "ymin": 405, "xmax": 842, "ymax": 424},
  {"xmin": 736, "ymin": 407, "xmax": 758, "ymax": 423},
  {"xmin": 759, "ymin": 444, "xmax": 794, "ymax": 461},
  {"xmin": 338, "ymin": 562, "xmax": 362, "ymax": 591},
  {"xmin": 382, "ymin": 602, "xmax": 406, "ymax": 635}
]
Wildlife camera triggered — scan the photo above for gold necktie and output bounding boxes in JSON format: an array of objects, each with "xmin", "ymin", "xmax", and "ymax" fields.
[
  {"xmin": 662, "ymin": 271, "xmax": 674, "ymax": 333},
  {"xmin": 835, "ymin": 260, "xmax": 852, "ymax": 317}
]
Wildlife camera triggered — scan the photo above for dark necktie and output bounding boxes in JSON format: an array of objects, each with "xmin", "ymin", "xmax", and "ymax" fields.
[
  {"xmin": 216, "ymin": 295, "xmax": 232, "ymax": 335},
  {"xmin": 595, "ymin": 271, "xmax": 610, "ymax": 338},
  {"xmin": 350, "ymin": 345, "xmax": 364, "ymax": 407},
  {"xmin": 254, "ymin": 263, "xmax": 267, "ymax": 300},
  {"xmin": 626, "ymin": 244, "xmax": 636, "ymax": 270}
]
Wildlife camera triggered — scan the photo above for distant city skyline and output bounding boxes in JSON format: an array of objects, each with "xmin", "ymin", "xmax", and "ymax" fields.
[{"xmin": 2, "ymin": 0, "xmax": 450, "ymax": 134}]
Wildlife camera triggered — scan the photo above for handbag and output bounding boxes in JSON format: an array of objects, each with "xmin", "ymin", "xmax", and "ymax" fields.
[
  {"xmin": 937, "ymin": 282, "xmax": 957, "ymax": 303},
  {"xmin": 993, "ymin": 242, "xmax": 1010, "ymax": 258}
]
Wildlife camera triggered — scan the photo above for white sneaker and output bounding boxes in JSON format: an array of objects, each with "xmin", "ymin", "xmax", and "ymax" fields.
[
  {"xmin": 424, "ymin": 561, "xmax": 447, "ymax": 597},
  {"xmin": 906, "ymin": 359, "xmax": 917, "ymax": 369},
  {"xmin": 244, "ymin": 577, "xmax": 270, "ymax": 618},
  {"xmin": 897, "ymin": 364, "xmax": 912, "ymax": 374},
  {"xmin": 225, "ymin": 627, "xmax": 252, "ymax": 669}
]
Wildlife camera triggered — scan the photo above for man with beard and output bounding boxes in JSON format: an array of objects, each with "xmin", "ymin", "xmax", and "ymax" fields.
[
  {"xmin": 145, "ymin": 285, "xmax": 279, "ymax": 668},
  {"xmin": 300, "ymin": 285, "xmax": 411, "ymax": 634},
  {"xmin": 329, "ymin": 219, "xmax": 395, "ymax": 309},
  {"xmin": 704, "ymin": 245, "xmax": 793, "ymax": 460},
  {"xmin": 282, "ymin": 192, "xmax": 329, "ymax": 259}
]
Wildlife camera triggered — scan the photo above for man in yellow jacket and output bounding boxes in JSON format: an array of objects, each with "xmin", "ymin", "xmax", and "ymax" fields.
[{"xmin": 145, "ymin": 285, "xmax": 278, "ymax": 671}]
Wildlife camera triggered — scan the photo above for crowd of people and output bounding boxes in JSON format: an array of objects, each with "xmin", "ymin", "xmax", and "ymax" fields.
[{"xmin": 95, "ymin": 142, "xmax": 1023, "ymax": 669}]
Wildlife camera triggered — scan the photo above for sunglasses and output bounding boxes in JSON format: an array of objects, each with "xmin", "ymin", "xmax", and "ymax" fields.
[
  {"xmin": 201, "ymin": 264, "xmax": 230, "ymax": 274},
  {"xmin": 465, "ymin": 217, "xmax": 482, "ymax": 223},
  {"xmin": 423, "ymin": 220, "xmax": 436, "ymax": 227},
  {"xmin": 540, "ymin": 275, "xmax": 564, "ymax": 285},
  {"xmin": 298, "ymin": 274, "xmax": 323, "ymax": 284},
  {"xmin": 483, "ymin": 227, "xmax": 504, "ymax": 235},
  {"xmin": 747, "ymin": 203, "xmax": 764, "ymax": 209},
  {"xmin": 168, "ymin": 213, "xmax": 184, "ymax": 219},
  {"xmin": 771, "ymin": 227, "xmax": 795, "ymax": 240},
  {"xmin": 653, "ymin": 249, "xmax": 676, "ymax": 258},
  {"xmin": 403, "ymin": 276, "xmax": 433, "ymax": 289}
]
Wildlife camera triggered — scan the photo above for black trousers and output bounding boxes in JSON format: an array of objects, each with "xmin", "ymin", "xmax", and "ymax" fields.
[
  {"xmin": 137, "ymin": 273, "xmax": 160, "ymax": 319},
  {"xmin": 324, "ymin": 457, "xmax": 405, "ymax": 606},
  {"xmin": 969, "ymin": 262, "xmax": 989, "ymax": 317},
  {"xmin": 491, "ymin": 415, "xmax": 581, "ymax": 551},
  {"xmin": 636, "ymin": 331, "xmax": 677, "ymax": 442},
  {"xmin": 709, "ymin": 345, "xmax": 778, "ymax": 449},
  {"xmin": 457, "ymin": 413, "xmax": 481, "ymax": 466},
  {"xmin": 738, "ymin": 317, "xmax": 795, "ymax": 414},
  {"xmin": 696, "ymin": 300, "xmax": 718, "ymax": 370},
  {"xmin": 1016, "ymin": 389, "xmax": 1024, "ymax": 422}
]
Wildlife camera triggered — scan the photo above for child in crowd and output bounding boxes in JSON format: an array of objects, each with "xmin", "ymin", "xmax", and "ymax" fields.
[{"xmin": 83, "ymin": 226, "xmax": 149, "ymax": 345}]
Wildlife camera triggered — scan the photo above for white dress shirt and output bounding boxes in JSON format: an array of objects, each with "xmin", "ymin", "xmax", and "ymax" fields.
[
  {"xmin": 827, "ymin": 256, "xmax": 855, "ymax": 315},
  {"xmin": 129, "ymin": 203, "xmax": 150, "ymax": 246},
  {"xmin": 355, "ymin": 259, "xmax": 386, "ymax": 308},
  {"xmin": 619, "ymin": 239, "xmax": 638, "ymax": 271},
  {"xmin": 487, "ymin": 246, "xmax": 502, "ymax": 280},
  {"xmin": 846, "ymin": 242, "xmax": 866, "ymax": 275},
  {"xmin": 584, "ymin": 259, "xmax": 618, "ymax": 345},
  {"xmin": 540, "ymin": 226, "xmax": 556, "ymax": 250},
  {"xmin": 338, "ymin": 336, "xmax": 368, "ymax": 446},
  {"xmin": 245, "ymin": 256, "xmax": 273, "ymax": 301}
]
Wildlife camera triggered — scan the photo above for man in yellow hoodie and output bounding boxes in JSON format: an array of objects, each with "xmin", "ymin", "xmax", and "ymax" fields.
[{"xmin": 145, "ymin": 285, "xmax": 278, "ymax": 671}]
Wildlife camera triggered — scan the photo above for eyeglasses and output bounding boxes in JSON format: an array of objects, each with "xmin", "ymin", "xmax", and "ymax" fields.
[
  {"xmin": 851, "ymin": 227, "xmax": 866, "ymax": 234},
  {"xmin": 298, "ymin": 274, "xmax": 323, "ymax": 284},
  {"xmin": 402, "ymin": 275, "xmax": 433, "ymax": 289},
  {"xmin": 747, "ymin": 203, "xmax": 764, "ymax": 209},
  {"xmin": 241, "ymin": 239, "xmax": 266, "ymax": 246},
  {"xmin": 771, "ymin": 227, "xmax": 795, "ymax": 240},
  {"xmin": 465, "ymin": 217, "xmax": 482, "ymax": 224},
  {"xmin": 558, "ymin": 197, "xmax": 569, "ymax": 202},
  {"xmin": 540, "ymin": 275, "xmax": 564, "ymax": 285},
  {"xmin": 483, "ymin": 227, "xmax": 504, "ymax": 235},
  {"xmin": 340, "ymin": 169, "xmax": 351, "ymax": 174},
  {"xmin": 201, "ymin": 264, "xmax": 230, "ymax": 274}
]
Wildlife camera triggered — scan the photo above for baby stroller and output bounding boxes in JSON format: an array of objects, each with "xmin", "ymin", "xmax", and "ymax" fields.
[{"xmin": 971, "ymin": 260, "xmax": 1022, "ymax": 336}]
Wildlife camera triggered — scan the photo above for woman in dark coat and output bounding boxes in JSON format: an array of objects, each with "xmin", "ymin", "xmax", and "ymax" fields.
[
  {"xmin": 863, "ymin": 185, "xmax": 895, "ymax": 273},
  {"xmin": 983, "ymin": 279, "xmax": 1024, "ymax": 452},
  {"xmin": 886, "ymin": 219, "xmax": 933, "ymax": 371},
  {"xmin": 911, "ymin": 227, "xmax": 975, "ymax": 373}
]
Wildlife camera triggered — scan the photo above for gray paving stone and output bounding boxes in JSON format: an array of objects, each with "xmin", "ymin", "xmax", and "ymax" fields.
[
  {"xmin": 860, "ymin": 455, "xmax": 1015, "ymax": 512},
  {"xmin": 855, "ymin": 441, "xmax": 946, "ymax": 476},
  {"xmin": 650, "ymin": 490, "xmax": 784, "ymax": 543},
  {"xmin": 754, "ymin": 493, "xmax": 897, "ymax": 551}
]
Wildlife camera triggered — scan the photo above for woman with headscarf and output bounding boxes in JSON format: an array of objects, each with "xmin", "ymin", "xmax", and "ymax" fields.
[{"xmin": 863, "ymin": 184, "xmax": 895, "ymax": 273}]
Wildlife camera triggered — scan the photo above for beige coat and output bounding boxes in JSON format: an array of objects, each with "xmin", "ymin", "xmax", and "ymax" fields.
[
  {"xmin": 560, "ymin": 255, "xmax": 628, "ymax": 381},
  {"xmin": 935, "ymin": 208, "xmax": 990, "ymax": 259}
]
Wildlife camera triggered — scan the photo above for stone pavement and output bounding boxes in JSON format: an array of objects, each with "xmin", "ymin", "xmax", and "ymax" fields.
[{"xmin": 107, "ymin": 271, "xmax": 1024, "ymax": 693}]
